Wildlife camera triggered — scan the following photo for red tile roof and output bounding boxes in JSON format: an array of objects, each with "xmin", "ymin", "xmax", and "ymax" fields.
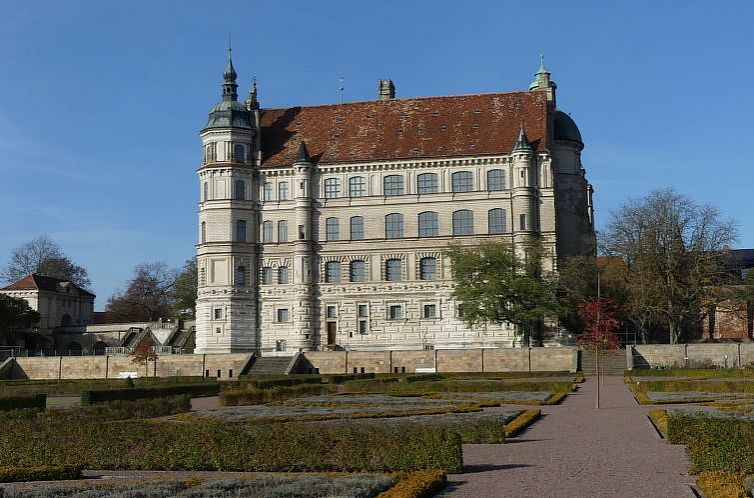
[
  {"xmin": 259, "ymin": 90, "xmax": 549, "ymax": 167},
  {"xmin": 0, "ymin": 274, "xmax": 95, "ymax": 297}
]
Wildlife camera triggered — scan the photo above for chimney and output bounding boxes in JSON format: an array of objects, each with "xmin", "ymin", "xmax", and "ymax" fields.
[{"xmin": 378, "ymin": 79, "xmax": 395, "ymax": 100}]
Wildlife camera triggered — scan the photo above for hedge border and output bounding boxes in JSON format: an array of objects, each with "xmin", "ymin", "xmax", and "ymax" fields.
[
  {"xmin": 82, "ymin": 383, "xmax": 218, "ymax": 404},
  {"xmin": 504, "ymin": 409, "xmax": 541, "ymax": 438},
  {"xmin": 0, "ymin": 393, "xmax": 46, "ymax": 412},
  {"xmin": 377, "ymin": 470, "xmax": 447, "ymax": 498},
  {"xmin": 0, "ymin": 465, "xmax": 82, "ymax": 483}
]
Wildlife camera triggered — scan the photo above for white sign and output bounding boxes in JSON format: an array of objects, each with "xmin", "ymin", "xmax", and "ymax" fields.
[
  {"xmin": 414, "ymin": 367, "xmax": 436, "ymax": 373},
  {"xmin": 117, "ymin": 372, "xmax": 138, "ymax": 379}
]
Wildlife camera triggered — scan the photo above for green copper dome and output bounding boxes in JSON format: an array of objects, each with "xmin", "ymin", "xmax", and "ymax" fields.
[
  {"xmin": 202, "ymin": 52, "xmax": 252, "ymax": 131},
  {"xmin": 553, "ymin": 109, "xmax": 582, "ymax": 145}
]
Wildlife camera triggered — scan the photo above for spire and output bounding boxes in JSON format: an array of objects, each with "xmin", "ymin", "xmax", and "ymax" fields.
[
  {"xmin": 295, "ymin": 141, "xmax": 311, "ymax": 163},
  {"xmin": 529, "ymin": 54, "xmax": 556, "ymax": 91},
  {"xmin": 536, "ymin": 54, "xmax": 549, "ymax": 76},
  {"xmin": 512, "ymin": 125, "xmax": 533, "ymax": 153},
  {"xmin": 245, "ymin": 77, "xmax": 259, "ymax": 110},
  {"xmin": 222, "ymin": 45, "xmax": 238, "ymax": 102}
]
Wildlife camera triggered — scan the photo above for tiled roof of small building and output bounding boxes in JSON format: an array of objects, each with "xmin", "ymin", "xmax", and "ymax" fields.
[
  {"xmin": 0, "ymin": 274, "xmax": 95, "ymax": 297},
  {"xmin": 259, "ymin": 90, "xmax": 549, "ymax": 167}
]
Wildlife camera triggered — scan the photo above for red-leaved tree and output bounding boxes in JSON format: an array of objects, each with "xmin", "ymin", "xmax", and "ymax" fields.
[{"xmin": 578, "ymin": 298, "xmax": 621, "ymax": 409}]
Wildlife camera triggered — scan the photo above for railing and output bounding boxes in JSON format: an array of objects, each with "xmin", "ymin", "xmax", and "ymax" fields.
[{"xmin": 105, "ymin": 347, "xmax": 131, "ymax": 355}]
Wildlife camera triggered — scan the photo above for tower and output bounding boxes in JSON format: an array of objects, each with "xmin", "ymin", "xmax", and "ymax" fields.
[
  {"xmin": 510, "ymin": 125, "xmax": 538, "ymax": 254},
  {"xmin": 195, "ymin": 51, "xmax": 260, "ymax": 353}
]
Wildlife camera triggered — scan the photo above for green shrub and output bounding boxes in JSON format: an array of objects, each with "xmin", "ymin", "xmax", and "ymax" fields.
[
  {"xmin": 326, "ymin": 373, "xmax": 376, "ymax": 383},
  {"xmin": 667, "ymin": 413, "xmax": 754, "ymax": 473},
  {"xmin": 0, "ymin": 376, "xmax": 210, "ymax": 397},
  {"xmin": 377, "ymin": 470, "xmax": 447, "ymax": 498},
  {"xmin": 696, "ymin": 471, "xmax": 749, "ymax": 498},
  {"xmin": 220, "ymin": 384, "xmax": 333, "ymax": 406},
  {"xmin": 504, "ymin": 409, "xmax": 541, "ymax": 437},
  {"xmin": 0, "ymin": 393, "xmax": 46, "ymax": 412},
  {"xmin": 57, "ymin": 395, "xmax": 190, "ymax": 421},
  {"xmin": 238, "ymin": 376, "xmax": 323, "ymax": 390},
  {"xmin": 81, "ymin": 383, "xmax": 218, "ymax": 404},
  {"xmin": 0, "ymin": 417, "xmax": 463, "ymax": 473},
  {"xmin": 0, "ymin": 464, "xmax": 81, "ymax": 483}
]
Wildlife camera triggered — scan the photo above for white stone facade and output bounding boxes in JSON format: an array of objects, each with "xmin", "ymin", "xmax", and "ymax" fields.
[{"xmin": 194, "ymin": 58, "xmax": 594, "ymax": 354}]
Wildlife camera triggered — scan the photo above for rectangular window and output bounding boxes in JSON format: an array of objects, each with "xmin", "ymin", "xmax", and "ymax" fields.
[
  {"xmin": 385, "ymin": 214, "xmax": 404, "ymax": 238},
  {"xmin": 350, "ymin": 216, "xmax": 364, "ymax": 240},
  {"xmin": 358, "ymin": 304, "xmax": 368, "ymax": 317},
  {"xmin": 388, "ymin": 305, "xmax": 402, "ymax": 319},
  {"xmin": 520, "ymin": 213, "xmax": 526, "ymax": 231},
  {"xmin": 488, "ymin": 209, "xmax": 507, "ymax": 234},
  {"xmin": 383, "ymin": 175, "xmax": 404, "ymax": 196},
  {"xmin": 327, "ymin": 305, "xmax": 337, "ymax": 318},
  {"xmin": 452, "ymin": 210, "xmax": 474, "ymax": 236},
  {"xmin": 422, "ymin": 304, "xmax": 437, "ymax": 318},
  {"xmin": 236, "ymin": 219, "xmax": 247, "ymax": 242},
  {"xmin": 277, "ymin": 308, "xmax": 290, "ymax": 322},
  {"xmin": 418, "ymin": 212, "xmax": 439, "ymax": 237},
  {"xmin": 419, "ymin": 257, "xmax": 437, "ymax": 280},
  {"xmin": 213, "ymin": 308, "xmax": 223, "ymax": 320},
  {"xmin": 385, "ymin": 259, "xmax": 402, "ymax": 281},
  {"xmin": 263, "ymin": 182, "xmax": 273, "ymax": 201},
  {"xmin": 278, "ymin": 266, "xmax": 289, "ymax": 284},
  {"xmin": 358, "ymin": 320, "xmax": 368, "ymax": 334},
  {"xmin": 349, "ymin": 176, "xmax": 366, "ymax": 197},
  {"xmin": 350, "ymin": 260, "xmax": 366, "ymax": 282},
  {"xmin": 278, "ymin": 182, "xmax": 290, "ymax": 200},
  {"xmin": 487, "ymin": 169, "xmax": 506, "ymax": 191},
  {"xmin": 263, "ymin": 221, "xmax": 273, "ymax": 242},
  {"xmin": 278, "ymin": 220, "xmax": 288, "ymax": 242},
  {"xmin": 326, "ymin": 218, "xmax": 340, "ymax": 241},
  {"xmin": 324, "ymin": 178, "xmax": 341, "ymax": 198},
  {"xmin": 417, "ymin": 173, "xmax": 438, "ymax": 194}
]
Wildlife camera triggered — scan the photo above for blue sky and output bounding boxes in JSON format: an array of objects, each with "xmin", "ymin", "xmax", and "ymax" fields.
[{"xmin": 1, "ymin": 1, "xmax": 752, "ymax": 309}]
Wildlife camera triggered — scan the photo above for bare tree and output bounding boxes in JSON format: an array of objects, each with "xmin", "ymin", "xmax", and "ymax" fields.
[
  {"xmin": 601, "ymin": 189, "xmax": 738, "ymax": 344},
  {"xmin": 2, "ymin": 236, "xmax": 91, "ymax": 289},
  {"xmin": 106, "ymin": 262, "xmax": 179, "ymax": 322}
]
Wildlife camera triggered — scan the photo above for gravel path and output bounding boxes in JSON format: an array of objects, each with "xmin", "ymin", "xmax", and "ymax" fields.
[{"xmin": 442, "ymin": 376, "xmax": 695, "ymax": 497}]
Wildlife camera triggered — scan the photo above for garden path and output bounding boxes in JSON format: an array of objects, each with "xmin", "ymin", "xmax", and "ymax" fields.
[{"xmin": 442, "ymin": 376, "xmax": 695, "ymax": 498}]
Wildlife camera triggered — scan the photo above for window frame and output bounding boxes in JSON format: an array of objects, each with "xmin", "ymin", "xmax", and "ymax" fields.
[
  {"xmin": 350, "ymin": 216, "xmax": 364, "ymax": 240},
  {"xmin": 383, "ymin": 175, "xmax": 404, "ymax": 196},
  {"xmin": 278, "ymin": 181, "xmax": 290, "ymax": 200},
  {"xmin": 385, "ymin": 213, "xmax": 404, "ymax": 239},
  {"xmin": 385, "ymin": 259, "xmax": 402, "ymax": 281},
  {"xmin": 348, "ymin": 176, "xmax": 366, "ymax": 197},
  {"xmin": 418, "ymin": 211, "xmax": 439, "ymax": 237},
  {"xmin": 451, "ymin": 171, "xmax": 474, "ymax": 193},
  {"xmin": 236, "ymin": 219, "xmax": 248, "ymax": 242},
  {"xmin": 325, "ymin": 217, "xmax": 340, "ymax": 241},
  {"xmin": 350, "ymin": 260, "xmax": 366, "ymax": 282},
  {"xmin": 452, "ymin": 210, "xmax": 474, "ymax": 236},
  {"xmin": 417, "ymin": 172, "xmax": 439, "ymax": 194},
  {"xmin": 278, "ymin": 266, "xmax": 289, "ymax": 284},
  {"xmin": 262, "ymin": 220, "xmax": 273, "ymax": 242},
  {"xmin": 325, "ymin": 261, "xmax": 342, "ymax": 283},
  {"xmin": 488, "ymin": 208, "xmax": 507, "ymax": 234},
  {"xmin": 487, "ymin": 169, "xmax": 506, "ymax": 191},
  {"xmin": 323, "ymin": 178, "xmax": 341, "ymax": 198},
  {"xmin": 419, "ymin": 257, "xmax": 437, "ymax": 280}
]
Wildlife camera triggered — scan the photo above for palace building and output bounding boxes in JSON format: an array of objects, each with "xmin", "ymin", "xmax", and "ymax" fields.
[{"xmin": 194, "ymin": 55, "xmax": 594, "ymax": 354}]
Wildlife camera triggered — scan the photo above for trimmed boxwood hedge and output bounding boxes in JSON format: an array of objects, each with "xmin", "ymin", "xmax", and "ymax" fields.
[
  {"xmin": 0, "ymin": 417, "xmax": 464, "ymax": 473},
  {"xmin": 0, "ymin": 393, "xmax": 46, "ymax": 412},
  {"xmin": 220, "ymin": 384, "xmax": 333, "ymax": 406},
  {"xmin": 0, "ymin": 465, "xmax": 81, "ymax": 483},
  {"xmin": 377, "ymin": 470, "xmax": 447, "ymax": 498},
  {"xmin": 81, "ymin": 383, "xmax": 218, "ymax": 404},
  {"xmin": 238, "ymin": 376, "xmax": 323, "ymax": 389},
  {"xmin": 667, "ymin": 413, "xmax": 754, "ymax": 473}
]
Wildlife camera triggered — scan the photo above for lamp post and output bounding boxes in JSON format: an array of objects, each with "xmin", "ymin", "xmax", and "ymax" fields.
[{"xmin": 596, "ymin": 266, "xmax": 605, "ymax": 407}]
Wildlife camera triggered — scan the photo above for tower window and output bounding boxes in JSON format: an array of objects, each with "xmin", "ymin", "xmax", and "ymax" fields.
[
  {"xmin": 278, "ymin": 181, "xmax": 290, "ymax": 200},
  {"xmin": 349, "ymin": 176, "xmax": 366, "ymax": 197},
  {"xmin": 452, "ymin": 210, "xmax": 474, "ymax": 235},
  {"xmin": 234, "ymin": 180, "xmax": 245, "ymax": 200},
  {"xmin": 325, "ymin": 261, "xmax": 341, "ymax": 283},
  {"xmin": 488, "ymin": 208, "xmax": 507, "ymax": 234},
  {"xmin": 201, "ymin": 222, "xmax": 206, "ymax": 243},
  {"xmin": 350, "ymin": 216, "xmax": 364, "ymax": 240},
  {"xmin": 417, "ymin": 173, "xmax": 438, "ymax": 194},
  {"xmin": 235, "ymin": 219, "xmax": 247, "ymax": 242},
  {"xmin": 383, "ymin": 175, "xmax": 404, "ymax": 196},
  {"xmin": 262, "ymin": 267, "xmax": 273, "ymax": 285},
  {"xmin": 418, "ymin": 211, "xmax": 438, "ymax": 237},
  {"xmin": 350, "ymin": 260, "xmax": 366, "ymax": 282},
  {"xmin": 278, "ymin": 220, "xmax": 288, "ymax": 242},
  {"xmin": 419, "ymin": 257, "xmax": 437, "ymax": 280},
  {"xmin": 385, "ymin": 213, "xmax": 403, "ymax": 238},
  {"xmin": 203, "ymin": 182, "xmax": 209, "ymax": 201},
  {"xmin": 326, "ymin": 218, "xmax": 340, "ymax": 241},
  {"xmin": 487, "ymin": 169, "xmax": 506, "ymax": 191},
  {"xmin": 520, "ymin": 213, "xmax": 526, "ymax": 231},
  {"xmin": 233, "ymin": 144, "xmax": 245, "ymax": 163},
  {"xmin": 213, "ymin": 308, "xmax": 223, "ymax": 320},
  {"xmin": 385, "ymin": 259, "xmax": 402, "ymax": 281},
  {"xmin": 278, "ymin": 266, "xmax": 289, "ymax": 284},
  {"xmin": 276, "ymin": 309, "xmax": 290, "ymax": 323},
  {"xmin": 452, "ymin": 171, "xmax": 474, "ymax": 192},
  {"xmin": 263, "ymin": 220, "xmax": 273, "ymax": 242},
  {"xmin": 324, "ymin": 178, "xmax": 341, "ymax": 198},
  {"xmin": 236, "ymin": 266, "xmax": 246, "ymax": 286}
]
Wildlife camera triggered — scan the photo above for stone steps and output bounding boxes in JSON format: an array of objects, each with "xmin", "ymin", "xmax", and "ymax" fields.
[
  {"xmin": 581, "ymin": 350, "xmax": 627, "ymax": 376},
  {"xmin": 245, "ymin": 356, "xmax": 294, "ymax": 376}
]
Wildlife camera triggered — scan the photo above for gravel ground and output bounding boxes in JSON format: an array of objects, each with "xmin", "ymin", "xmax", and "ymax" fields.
[
  {"xmin": 646, "ymin": 391, "xmax": 754, "ymax": 402},
  {"xmin": 442, "ymin": 376, "xmax": 695, "ymax": 498}
]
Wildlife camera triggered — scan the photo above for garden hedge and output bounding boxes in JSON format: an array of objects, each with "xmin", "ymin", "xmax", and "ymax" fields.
[
  {"xmin": 0, "ymin": 465, "xmax": 81, "ymax": 483},
  {"xmin": 0, "ymin": 376, "xmax": 210, "ymax": 396},
  {"xmin": 377, "ymin": 470, "xmax": 447, "ymax": 498},
  {"xmin": 0, "ymin": 417, "xmax": 464, "ymax": 473},
  {"xmin": 667, "ymin": 413, "xmax": 754, "ymax": 473},
  {"xmin": 0, "ymin": 393, "xmax": 46, "ymax": 412},
  {"xmin": 220, "ymin": 384, "xmax": 332, "ymax": 406},
  {"xmin": 81, "ymin": 383, "xmax": 218, "ymax": 404},
  {"xmin": 238, "ymin": 376, "xmax": 323, "ymax": 389}
]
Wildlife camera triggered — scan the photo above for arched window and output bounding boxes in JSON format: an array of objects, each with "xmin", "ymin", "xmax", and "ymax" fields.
[
  {"xmin": 383, "ymin": 175, "xmax": 404, "ymax": 196},
  {"xmin": 385, "ymin": 213, "xmax": 404, "ymax": 238},
  {"xmin": 236, "ymin": 266, "xmax": 246, "ymax": 286},
  {"xmin": 487, "ymin": 169, "xmax": 505, "ymax": 191},
  {"xmin": 452, "ymin": 210, "xmax": 474, "ymax": 235},
  {"xmin": 350, "ymin": 216, "xmax": 364, "ymax": 240},
  {"xmin": 278, "ymin": 181, "xmax": 290, "ymax": 200},
  {"xmin": 350, "ymin": 260, "xmax": 366, "ymax": 282},
  {"xmin": 234, "ymin": 180, "xmax": 245, "ymax": 200},
  {"xmin": 452, "ymin": 171, "xmax": 474, "ymax": 192},
  {"xmin": 234, "ymin": 144, "xmax": 245, "ymax": 163},
  {"xmin": 203, "ymin": 182, "xmax": 209, "ymax": 201},
  {"xmin": 324, "ymin": 178, "xmax": 341, "ymax": 198},
  {"xmin": 278, "ymin": 266, "xmax": 289, "ymax": 284},
  {"xmin": 262, "ymin": 220, "xmax": 273, "ymax": 242},
  {"xmin": 419, "ymin": 257, "xmax": 437, "ymax": 280},
  {"xmin": 201, "ymin": 222, "xmax": 206, "ymax": 243},
  {"xmin": 417, "ymin": 173, "xmax": 438, "ymax": 194},
  {"xmin": 325, "ymin": 261, "xmax": 341, "ymax": 283},
  {"xmin": 236, "ymin": 219, "xmax": 247, "ymax": 242},
  {"xmin": 385, "ymin": 259, "xmax": 402, "ymax": 281},
  {"xmin": 349, "ymin": 176, "xmax": 366, "ymax": 197},
  {"xmin": 262, "ymin": 267, "xmax": 273, "ymax": 285},
  {"xmin": 93, "ymin": 341, "xmax": 107, "ymax": 356},
  {"xmin": 326, "ymin": 218, "xmax": 340, "ymax": 241},
  {"xmin": 278, "ymin": 220, "xmax": 288, "ymax": 242},
  {"xmin": 418, "ymin": 211, "xmax": 438, "ymax": 237},
  {"xmin": 488, "ymin": 208, "xmax": 507, "ymax": 234}
]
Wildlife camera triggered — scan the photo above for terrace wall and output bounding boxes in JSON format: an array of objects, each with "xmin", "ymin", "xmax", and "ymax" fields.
[{"xmin": 629, "ymin": 343, "xmax": 754, "ymax": 369}]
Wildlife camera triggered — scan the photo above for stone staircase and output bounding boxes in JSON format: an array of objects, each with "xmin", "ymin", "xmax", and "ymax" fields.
[
  {"xmin": 245, "ymin": 356, "xmax": 294, "ymax": 376},
  {"xmin": 580, "ymin": 349, "xmax": 627, "ymax": 376}
]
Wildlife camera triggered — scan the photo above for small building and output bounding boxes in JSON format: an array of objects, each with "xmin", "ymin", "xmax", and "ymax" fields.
[{"xmin": 704, "ymin": 249, "xmax": 754, "ymax": 341}]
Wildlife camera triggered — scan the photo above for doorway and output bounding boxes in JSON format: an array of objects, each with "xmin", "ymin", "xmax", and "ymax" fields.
[{"xmin": 327, "ymin": 321, "xmax": 337, "ymax": 346}]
